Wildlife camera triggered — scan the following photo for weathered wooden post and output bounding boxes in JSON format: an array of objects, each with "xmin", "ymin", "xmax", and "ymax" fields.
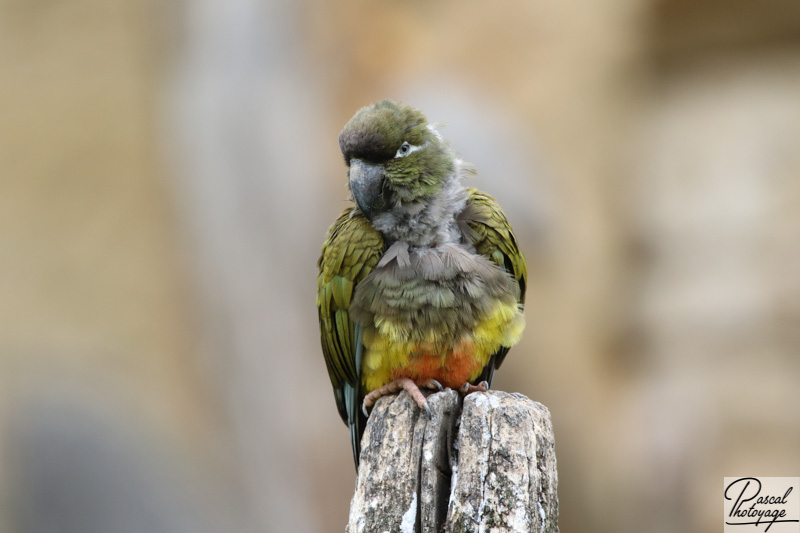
[{"xmin": 347, "ymin": 390, "xmax": 559, "ymax": 533}]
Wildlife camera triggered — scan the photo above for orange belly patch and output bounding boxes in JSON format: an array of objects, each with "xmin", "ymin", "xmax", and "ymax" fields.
[
  {"xmin": 391, "ymin": 339, "xmax": 480, "ymax": 389},
  {"xmin": 360, "ymin": 299, "xmax": 524, "ymax": 393}
]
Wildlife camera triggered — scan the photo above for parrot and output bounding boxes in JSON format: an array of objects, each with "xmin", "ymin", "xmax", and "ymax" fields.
[{"xmin": 317, "ymin": 100, "xmax": 527, "ymax": 469}]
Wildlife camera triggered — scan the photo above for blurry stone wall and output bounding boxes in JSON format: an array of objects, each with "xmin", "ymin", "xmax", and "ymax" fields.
[
  {"xmin": 0, "ymin": 2, "xmax": 238, "ymax": 532},
  {"xmin": 1, "ymin": 1, "xmax": 798, "ymax": 533},
  {"xmin": 619, "ymin": 2, "xmax": 800, "ymax": 531}
]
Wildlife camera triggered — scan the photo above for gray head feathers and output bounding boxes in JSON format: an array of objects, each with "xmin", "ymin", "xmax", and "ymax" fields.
[{"xmin": 370, "ymin": 158, "xmax": 475, "ymax": 248}]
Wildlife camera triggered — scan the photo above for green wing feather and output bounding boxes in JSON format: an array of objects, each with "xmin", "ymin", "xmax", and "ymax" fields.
[
  {"xmin": 459, "ymin": 188, "xmax": 527, "ymax": 382},
  {"xmin": 317, "ymin": 208, "xmax": 384, "ymax": 467}
]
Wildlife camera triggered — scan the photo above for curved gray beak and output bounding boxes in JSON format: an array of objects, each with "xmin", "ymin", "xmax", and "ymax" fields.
[{"xmin": 349, "ymin": 159, "xmax": 387, "ymax": 220}]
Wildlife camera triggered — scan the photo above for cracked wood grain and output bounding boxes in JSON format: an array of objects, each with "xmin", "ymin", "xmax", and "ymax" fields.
[{"xmin": 346, "ymin": 390, "xmax": 558, "ymax": 533}]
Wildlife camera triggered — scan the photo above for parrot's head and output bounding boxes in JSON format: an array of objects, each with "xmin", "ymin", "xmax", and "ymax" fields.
[{"xmin": 339, "ymin": 100, "xmax": 456, "ymax": 222}]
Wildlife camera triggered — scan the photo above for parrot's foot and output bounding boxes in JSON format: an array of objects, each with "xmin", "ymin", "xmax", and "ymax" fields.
[
  {"xmin": 459, "ymin": 380, "xmax": 490, "ymax": 395},
  {"xmin": 362, "ymin": 378, "xmax": 433, "ymax": 419}
]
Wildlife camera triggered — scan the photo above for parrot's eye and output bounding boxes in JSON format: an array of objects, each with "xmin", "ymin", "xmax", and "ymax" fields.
[{"xmin": 395, "ymin": 141, "xmax": 422, "ymax": 159}]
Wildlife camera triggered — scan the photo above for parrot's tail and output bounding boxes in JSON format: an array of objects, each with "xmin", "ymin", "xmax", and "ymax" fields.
[
  {"xmin": 345, "ymin": 381, "xmax": 367, "ymax": 469},
  {"xmin": 347, "ymin": 323, "xmax": 367, "ymax": 470}
]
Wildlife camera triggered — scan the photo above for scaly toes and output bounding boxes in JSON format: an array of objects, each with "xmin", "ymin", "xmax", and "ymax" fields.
[
  {"xmin": 459, "ymin": 381, "xmax": 490, "ymax": 395},
  {"xmin": 361, "ymin": 378, "xmax": 435, "ymax": 419}
]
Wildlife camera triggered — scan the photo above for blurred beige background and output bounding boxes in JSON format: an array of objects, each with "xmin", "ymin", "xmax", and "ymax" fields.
[{"xmin": 1, "ymin": 1, "xmax": 799, "ymax": 532}]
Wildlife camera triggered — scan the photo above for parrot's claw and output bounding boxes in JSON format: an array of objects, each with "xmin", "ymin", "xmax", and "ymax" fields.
[
  {"xmin": 362, "ymin": 377, "xmax": 432, "ymax": 419},
  {"xmin": 421, "ymin": 378, "xmax": 444, "ymax": 392},
  {"xmin": 459, "ymin": 380, "xmax": 490, "ymax": 395}
]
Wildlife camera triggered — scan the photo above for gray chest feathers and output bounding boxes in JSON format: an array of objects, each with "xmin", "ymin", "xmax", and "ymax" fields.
[{"xmin": 350, "ymin": 241, "xmax": 519, "ymax": 343}]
